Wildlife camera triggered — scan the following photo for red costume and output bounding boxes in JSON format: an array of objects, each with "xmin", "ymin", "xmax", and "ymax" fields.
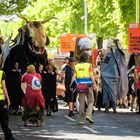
[{"xmin": 21, "ymin": 72, "xmax": 45, "ymax": 109}]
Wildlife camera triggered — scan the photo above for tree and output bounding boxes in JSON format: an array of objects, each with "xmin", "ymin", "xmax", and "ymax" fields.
[
  {"xmin": 0, "ymin": 0, "xmax": 138, "ymax": 48},
  {"xmin": 0, "ymin": 0, "xmax": 32, "ymax": 15}
]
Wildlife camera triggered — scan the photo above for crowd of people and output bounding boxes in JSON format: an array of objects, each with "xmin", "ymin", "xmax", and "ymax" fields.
[{"xmin": 0, "ymin": 37, "xmax": 140, "ymax": 140}]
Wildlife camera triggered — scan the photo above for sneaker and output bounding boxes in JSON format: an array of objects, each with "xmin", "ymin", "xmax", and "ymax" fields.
[
  {"xmin": 86, "ymin": 115, "xmax": 94, "ymax": 124},
  {"xmin": 79, "ymin": 120, "xmax": 85, "ymax": 125}
]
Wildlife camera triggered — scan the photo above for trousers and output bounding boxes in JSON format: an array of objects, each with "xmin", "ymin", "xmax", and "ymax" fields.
[
  {"xmin": 0, "ymin": 100, "xmax": 13, "ymax": 140},
  {"xmin": 79, "ymin": 87, "xmax": 94, "ymax": 120}
]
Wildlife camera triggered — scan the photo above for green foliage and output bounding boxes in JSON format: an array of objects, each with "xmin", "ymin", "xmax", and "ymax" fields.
[
  {"xmin": 0, "ymin": 0, "xmax": 138, "ymax": 48},
  {"xmin": 0, "ymin": 0, "xmax": 30, "ymax": 15}
]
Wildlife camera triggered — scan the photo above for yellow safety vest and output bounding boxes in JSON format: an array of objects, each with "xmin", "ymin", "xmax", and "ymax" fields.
[
  {"xmin": 0, "ymin": 70, "xmax": 4, "ymax": 100},
  {"xmin": 75, "ymin": 63, "xmax": 93, "ymax": 85}
]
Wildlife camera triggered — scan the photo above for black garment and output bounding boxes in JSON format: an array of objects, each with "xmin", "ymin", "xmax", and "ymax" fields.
[
  {"xmin": 137, "ymin": 89, "xmax": 140, "ymax": 114},
  {"xmin": 0, "ymin": 101, "xmax": 14, "ymax": 140},
  {"xmin": 42, "ymin": 70, "xmax": 58, "ymax": 112},
  {"xmin": 64, "ymin": 65, "xmax": 77, "ymax": 102},
  {"xmin": 96, "ymin": 91, "xmax": 104, "ymax": 110},
  {"xmin": 7, "ymin": 70, "xmax": 24, "ymax": 111}
]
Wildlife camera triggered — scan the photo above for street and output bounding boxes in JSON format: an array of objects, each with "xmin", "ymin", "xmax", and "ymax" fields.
[{"xmin": 0, "ymin": 100, "xmax": 140, "ymax": 140}]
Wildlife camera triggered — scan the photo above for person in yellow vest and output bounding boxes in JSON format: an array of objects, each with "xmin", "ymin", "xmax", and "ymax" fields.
[
  {"xmin": 72, "ymin": 53, "xmax": 96, "ymax": 124},
  {"xmin": 0, "ymin": 69, "xmax": 15, "ymax": 140}
]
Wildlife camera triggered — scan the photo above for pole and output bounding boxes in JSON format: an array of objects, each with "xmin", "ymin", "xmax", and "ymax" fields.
[
  {"xmin": 136, "ymin": 0, "xmax": 139, "ymax": 23},
  {"xmin": 84, "ymin": 0, "xmax": 88, "ymax": 34}
]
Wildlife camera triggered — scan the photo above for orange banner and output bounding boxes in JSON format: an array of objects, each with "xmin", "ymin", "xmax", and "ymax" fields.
[
  {"xmin": 60, "ymin": 34, "xmax": 86, "ymax": 52},
  {"xmin": 128, "ymin": 24, "xmax": 140, "ymax": 52}
]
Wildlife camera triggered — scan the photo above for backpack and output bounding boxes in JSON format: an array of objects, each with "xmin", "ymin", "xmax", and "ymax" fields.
[{"xmin": 28, "ymin": 74, "xmax": 42, "ymax": 90}]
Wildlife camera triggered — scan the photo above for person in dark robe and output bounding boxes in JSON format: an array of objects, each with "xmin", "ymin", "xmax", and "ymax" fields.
[
  {"xmin": 61, "ymin": 57, "xmax": 70, "ymax": 106},
  {"xmin": 37, "ymin": 64, "xmax": 47, "ymax": 106},
  {"xmin": 9, "ymin": 62, "xmax": 24, "ymax": 115},
  {"xmin": 43, "ymin": 63, "xmax": 58, "ymax": 114},
  {"xmin": 64, "ymin": 57, "xmax": 77, "ymax": 116},
  {"xmin": 37, "ymin": 64, "xmax": 45, "ymax": 90}
]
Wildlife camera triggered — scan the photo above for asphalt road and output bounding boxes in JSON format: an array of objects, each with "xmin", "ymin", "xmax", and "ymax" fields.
[{"xmin": 0, "ymin": 100, "xmax": 140, "ymax": 140}]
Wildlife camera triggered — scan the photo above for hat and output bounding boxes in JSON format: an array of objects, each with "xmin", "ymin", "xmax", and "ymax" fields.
[{"xmin": 69, "ymin": 57, "xmax": 76, "ymax": 62}]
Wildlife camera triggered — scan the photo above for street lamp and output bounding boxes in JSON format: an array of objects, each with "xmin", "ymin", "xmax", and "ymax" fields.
[
  {"xmin": 84, "ymin": 0, "xmax": 88, "ymax": 34},
  {"xmin": 136, "ymin": 0, "xmax": 139, "ymax": 23}
]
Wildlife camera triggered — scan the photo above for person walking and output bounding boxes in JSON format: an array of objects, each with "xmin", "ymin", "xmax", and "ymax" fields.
[
  {"xmin": 42, "ymin": 63, "xmax": 58, "ymax": 115},
  {"xmin": 0, "ymin": 69, "xmax": 15, "ymax": 140},
  {"xmin": 72, "ymin": 53, "xmax": 96, "ymax": 124},
  {"xmin": 61, "ymin": 57, "xmax": 70, "ymax": 106},
  {"xmin": 0, "ymin": 32, "xmax": 15, "ymax": 139},
  {"xmin": 10, "ymin": 62, "xmax": 24, "ymax": 115},
  {"xmin": 64, "ymin": 57, "xmax": 77, "ymax": 116},
  {"xmin": 21, "ymin": 65, "xmax": 45, "ymax": 127}
]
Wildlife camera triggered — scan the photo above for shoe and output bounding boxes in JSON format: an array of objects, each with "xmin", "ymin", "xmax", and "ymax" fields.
[
  {"xmin": 79, "ymin": 120, "xmax": 85, "ymax": 125},
  {"xmin": 74, "ymin": 109, "xmax": 79, "ymax": 114},
  {"xmin": 24, "ymin": 121, "xmax": 27, "ymax": 126},
  {"xmin": 13, "ymin": 111, "xmax": 18, "ymax": 115},
  {"xmin": 86, "ymin": 115, "xmax": 94, "ymax": 124},
  {"xmin": 68, "ymin": 111, "xmax": 73, "ymax": 117},
  {"xmin": 104, "ymin": 108, "xmax": 109, "ymax": 113},
  {"xmin": 123, "ymin": 105, "xmax": 129, "ymax": 109},
  {"xmin": 10, "ymin": 137, "xmax": 16, "ymax": 140},
  {"xmin": 119, "ymin": 105, "xmax": 123, "ymax": 108},
  {"xmin": 113, "ymin": 108, "xmax": 117, "ymax": 113},
  {"xmin": 37, "ymin": 120, "xmax": 43, "ymax": 127},
  {"xmin": 68, "ymin": 111, "xmax": 75, "ymax": 117},
  {"xmin": 98, "ymin": 108, "xmax": 101, "ymax": 111},
  {"xmin": 71, "ymin": 111, "xmax": 75, "ymax": 116},
  {"xmin": 5, "ymin": 136, "xmax": 15, "ymax": 140},
  {"xmin": 63, "ymin": 103, "xmax": 68, "ymax": 107}
]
